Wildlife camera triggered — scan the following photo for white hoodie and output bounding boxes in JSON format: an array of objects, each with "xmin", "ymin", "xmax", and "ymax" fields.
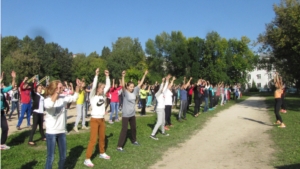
[
  {"xmin": 89, "ymin": 75, "xmax": 110, "ymax": 118},
  {"xmin": 44, "ymin": 93, "xmax": 78, "ymax": 134}
]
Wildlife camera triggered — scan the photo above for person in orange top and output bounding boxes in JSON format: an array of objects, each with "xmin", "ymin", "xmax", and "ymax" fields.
[{"xmin": 273, "ymin": 72, "xmax": 286, "ymax": 128}]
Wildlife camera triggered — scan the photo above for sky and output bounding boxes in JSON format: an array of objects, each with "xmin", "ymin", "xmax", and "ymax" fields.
[{"xmin": 2, "ymin": 0, "xmax": 281, "ymax": 55}]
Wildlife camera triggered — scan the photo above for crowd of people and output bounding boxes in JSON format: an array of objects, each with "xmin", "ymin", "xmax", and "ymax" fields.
[{"xmin": 0, "ymin": 69, "xmax": 287, "ymax": 168}]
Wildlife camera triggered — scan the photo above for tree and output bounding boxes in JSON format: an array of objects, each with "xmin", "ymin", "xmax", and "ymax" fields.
[
  {"xmin": 101, "ymin": 46, "xmax": 111, "ymax": 59},
  {"xmin": 258, "ymin": 0, "xmax": 300, "ymax": 88},
  {"xmin": 107, "ymin": 37, "xmax": 146, "ymax": 78},
  {"xmin": 1, "ymin": 36, "xmax": 20, "ymax": 63}
]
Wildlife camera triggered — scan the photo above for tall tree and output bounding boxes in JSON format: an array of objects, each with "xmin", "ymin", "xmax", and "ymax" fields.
[
  {"xmin": 107, "ymin": 37, "xmax": 146, "ymax": 78},
  {"xmin": 258, "ymin": 0, "xmax": 300, "ymax": 88}
]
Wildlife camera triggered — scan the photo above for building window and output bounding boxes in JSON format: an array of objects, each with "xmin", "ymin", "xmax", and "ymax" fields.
[
  {"xmin": 268, "ymin": 73, "xmax": 272, "ymax": 79},
  {"xmin": 257, "ymin": 83, "xmax": 261, "ymax": 88},
  {"xmin": 247, "ymin": 74, "xmax": 251, "ymax": 81},
  {"xmin": 257, "ymin": 74, "xmax": 261, "ymax": 79}
]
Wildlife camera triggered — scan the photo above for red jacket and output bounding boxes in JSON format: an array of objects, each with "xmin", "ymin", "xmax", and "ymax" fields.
[
  {"xmin": 110, "ymin": 86, "xmax": 122, "ymax": 102},
  {"xmin": 20, "ymin": 81, "xmax": 32, "ymax": 104}
]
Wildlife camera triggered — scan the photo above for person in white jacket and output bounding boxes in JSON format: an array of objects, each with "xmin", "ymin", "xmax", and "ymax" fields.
[
  {"xmin": 84, "ymin": 68, "xmax": 111, "ymax": 167},
  {"xmin": 44, "ymin": 80, "xmax": 79, "ymax": 169},
  {"xmin": 149, "ymin": 75, "xmax": 170, "ymax": 140}
]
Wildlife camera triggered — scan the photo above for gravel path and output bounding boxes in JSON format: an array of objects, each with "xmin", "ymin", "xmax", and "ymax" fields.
[{"xmin": 150, "ymin": 96, "xmax": 275, "ymax": 169}]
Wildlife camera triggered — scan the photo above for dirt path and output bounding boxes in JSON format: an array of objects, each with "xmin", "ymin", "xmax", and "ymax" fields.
[{"xmin": 150, "ymin": 96, "xmax": 275, "ymax": 169}]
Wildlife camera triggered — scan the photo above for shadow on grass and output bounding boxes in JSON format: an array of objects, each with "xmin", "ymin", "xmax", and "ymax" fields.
[
  {"xmin": 90, "ymin": 133, "xmax": 113, "ymax": 160},
  {"xmin": 20, "ymin": 160, "xmax": 38, "ymax": 169},
  {"xmin": 7, "ymin": 130, "xmax": 31, "ymax": 146},
  {"xmin": 64, "ymin": 145, "xmax": 84, "ymax": 169},
  {"xmin": 275, "ymin": 163, "xmax": 300, "ymax": 169},
  {"xmin": 239, "ymin": 117, "xmax": 274, "ymax": 126}
]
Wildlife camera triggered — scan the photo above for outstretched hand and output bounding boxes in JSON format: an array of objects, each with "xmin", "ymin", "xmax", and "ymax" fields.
[
  {"xmin": 122, "ymin": 71, "xmax": 126, "ymax": 77},
  {"xmin": 104, "ymin": 70, "xmax": 109, "ymax": 76},
  {"xmin": 95, "ymin": 68, "xmax": 99, "ymax": 75}
]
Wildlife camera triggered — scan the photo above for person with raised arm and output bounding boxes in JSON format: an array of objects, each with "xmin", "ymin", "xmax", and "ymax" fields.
[
  {"xmin": 164, "ymin": 76, "xmax": 176, "ymax": 130},
  {"xmin": 1, "ymin": 71, "xmax": 16, "ymax": 150},
  {"xmin": 149, "ymin": 76, "xmax": 170, "ymax": 140},
  {"xmin": 44, "ymin": 80, "xmax": 79, "ymax": 169},
  {"xmin": 116, "ymin": 70, "xmax": 148, "ymax": 152},
  {"xmin": 28, "ymin": 77, "xmax": 46, "ymax": 146},
  {"xmin": 84, "ymin": 68, "xmax": 111, "ymax": 167},
  {"xmin": 273, "ymin": 73, "xmax": 286, "ymax": 128},
  {"xmin": 178, "ymin": 77, "xmax": 192, "ymax": 120},
  {"xmin": 193, "ymin": 78, "xmax": 202, "ymax": 118},
  {"xmin": 139, "ymin": 83, "xmax": 150, "ymax": 116},
  {"xmin": 73, "ymin": 78, "xmax": 88, "ymax": 132},
  {"xmin": 8, "ymin": 83, "xmax": 20, "ymax": 120},
  {"xmin": 108, "ymin": 78, "xmax": 122, "ymax": 124},
  {"xmin": 16, "ymin": 76, "xmax": 33, "ymax": 130}
]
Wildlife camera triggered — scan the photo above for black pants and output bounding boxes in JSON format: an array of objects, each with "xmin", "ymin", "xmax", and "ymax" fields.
[
  {"xmin": 141, "ymin": 99, "xmax": 146, "ymax": 115},
  {"xmin": 105, "ymin": 98, "xmax": 111, "ymax": 111},
  {"xmin": 29, "ymin": 112, "xmax": 45, "ymax": 142},
  {"xmin": 209, "ymin": 95, "xmax": 215, "ymax": 108},
  {"xmin": 281, "ymin": 95, "xmax": 286, "ymax": 110},
  {"xmin": 117, "ymin": 116, "xmax": 136, "ymax": 147},
  {"xmin": 274, "ymin": 98, "xmax": 283, "ymax": 123},
  {"xmin": 165, "ymin": 105, "xmax": 172, "ymax": 125},
  {"xmin": 214, "ymin": 95, "xmax": 219, "ymax": 107},
  {"xmin": 194, "ymin": 99, "xmax": 201, "ymax": 115},
  {"xmin": 1, "ymin": 111, "xmax": 8, "ymax": 145}
]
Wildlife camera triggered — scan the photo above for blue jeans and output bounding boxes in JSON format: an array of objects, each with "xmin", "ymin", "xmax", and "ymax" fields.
[
  {"xmin": 9, "ymin": 101, "xmax": 20, "ymax": 119},
  {"xmin": 110, "ymin": 102, "xmax": 119, "ymax": 120},
  {"xmin": 17, "ymin": 102, "xmax": 31, "ymax": 127},
  {"xmin": 45, "ymin": 133, "xmax": 67, "ymax": 169},
  {"xmin": 204, "ymin": 97, "xmax": 208, "ymax": 112}
]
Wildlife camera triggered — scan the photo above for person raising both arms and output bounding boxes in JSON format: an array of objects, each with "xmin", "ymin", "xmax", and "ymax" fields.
[
  {"xmin": 164, "ymin": 76, "xmax": 176, "ymax": 130},
  {"xmin": 44, "ymin": 80, "xmax": 79, "ymax": 169},
  {"xmin": 1, "ymin": 71, "xmax": 16, "ymax": 150},
  {"xmin": 84, "ymin": 68, "xmax": 111, "ymax": 167},
  {"xmin": 273, "ymin": 72, "xmax": 286, "ymax": 128},
  {"xmin": 116, "ymin": 70, "xmax": 148, "ymax": 152},
  {"xmin": 28, "ymin": 78, "xmax": 46, "ymax": 146},
  {"xmin": 149, "ymin": 75, "xmax": 170, "ymax": 140}
]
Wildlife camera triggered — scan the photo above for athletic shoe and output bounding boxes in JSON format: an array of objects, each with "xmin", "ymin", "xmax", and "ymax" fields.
[
  {"xmin": 99, "ymin": 153, "xmax": 111, "ymax": 160},
  {"xmin": 132, "ymin": 141, "xmax": 140, "ymax": 146},
  {"xmin": 108, "ymin": 120, "xmax": 114, "ymax": 124},
  {"xmin": 150, "ymin": 135, "xmax": 159, "ymax": 140},
  {"xmin": 0, "ymin": 144, "xmax": 10, "ymax": 150},
  {"xmin": 82, "ymin": 126, "xmax": 89, "ymax": 130},
  {"xmin": 73, "ymin": 126, "xmax": 79, "ymax": 132},
  {"xmin": 117, "ymin": 147, "xmax": 125, "ymax": 152},
  {"xmin": 161, "ymin": 132, "xmax": 169, "ymax": 136},
  {"xmin": 84, "ymin": 159, "xmax": 94, "ymax": 167}
]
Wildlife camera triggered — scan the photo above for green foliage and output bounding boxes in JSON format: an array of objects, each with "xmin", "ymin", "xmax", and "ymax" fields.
[{"xmin": 258, "ymin": 0, "xmax": 300, "ymax": 88}]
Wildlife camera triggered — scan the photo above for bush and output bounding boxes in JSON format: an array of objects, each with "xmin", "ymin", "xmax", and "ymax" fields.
[{"xmin": 249, "ymin": 87, "xmax": 259, "ymax": 92}]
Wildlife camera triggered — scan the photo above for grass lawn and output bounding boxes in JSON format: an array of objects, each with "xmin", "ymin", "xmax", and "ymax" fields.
[
  {"xmin": 264, "ymin": 93, "xmax": 300, "ymax": 169},
  {"xmin": 1, "ymin": 97, "xmax": 247, "ymax": 169}
]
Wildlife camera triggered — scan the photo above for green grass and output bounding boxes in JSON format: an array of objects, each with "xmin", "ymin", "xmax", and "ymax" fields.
[
  {"xmin": 1, "ymin": 97, "xmax": 248, "ymax": 169},
  {"xmin": 264, "ymin": 94, "xmax": 300, "ymax": 169}
]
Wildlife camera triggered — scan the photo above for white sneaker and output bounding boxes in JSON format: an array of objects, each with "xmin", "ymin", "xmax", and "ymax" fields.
[
  {"xmin": 108, "ymin": 120, "xmax": 114, "ymax": 124},
  {"xmin": 1, "ymin": 144, "xmax": 10, "ymax": 150},
  {"xmin": 73, "ymin": 126, "xmax": 79, "ymax": 132},
  {"xmin": 82, "ymin": 126, "xmax": 89, "ymax": 130},
  {"xmin": 99, "ymin": 153, "xmax": 111, "ymax": 160},
  {"xmin": 84, "ymin": 159, "xmax": 94, "ymax": 167}
]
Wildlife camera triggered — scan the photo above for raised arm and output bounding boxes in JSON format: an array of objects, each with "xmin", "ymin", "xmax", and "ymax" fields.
[
  {"xmin": 11, "ymin": 71, "xmax": 16, "ymax": 88},
  {"xmin": 103, "ymin": 70, "xmax": 111, "ymax": 94},
  {"xmin": 121, "ymin": 70, "xmax": 126, "ymax": 91},
  {"xmin": 168, "ymin": 76, "xmax": 176, "ymax": 89},
  {"xmin": 89, "ymin": 68, "xmax": 99, "ymax": 100},
  {"xmin": 137, "ymin": 70, "xmax": 148, "ymax": 88}
]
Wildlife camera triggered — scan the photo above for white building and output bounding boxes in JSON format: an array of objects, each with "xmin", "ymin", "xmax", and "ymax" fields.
[{"xmin": 245, "ymin": 54, "xmax": 275, "ymax": 91}]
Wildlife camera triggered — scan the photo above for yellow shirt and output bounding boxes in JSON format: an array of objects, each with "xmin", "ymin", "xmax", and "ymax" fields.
[
  {"xmin": 76, "ymin": 90, "xmax": 85, "ymax": 104},
  {"xmin": 140, "ymin": 89, "xmax": 148, "ymax": 99}
]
